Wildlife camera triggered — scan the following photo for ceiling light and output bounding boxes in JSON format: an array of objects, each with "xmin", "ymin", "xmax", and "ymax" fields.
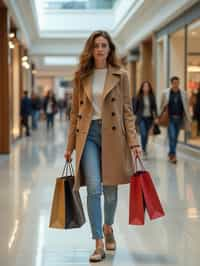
[
  {"xmin": 22, "ymin": 56, "xmax": 28, "ymax": 61},
  {"xmin": 22, "ymin": 61, "xmax": 30, "ymax": 69},
  {"xmin": 44, "ymin": 56, "xmax": 78, "ymax": 66},
  {"xmin": 9, "ymin": 32, "xmax": 15, "ymax": 38},
  {"xmin": 9, "ymin": 41, "xmax": 15, "ymax": 49},
  {"xmin": 32, "ymin": 69, "xmax": 37, "ymax": 74}
]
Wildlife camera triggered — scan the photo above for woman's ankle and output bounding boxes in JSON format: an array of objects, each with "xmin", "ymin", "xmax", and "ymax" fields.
[
  {"xmin": 103, "ymin": 224, "xmax": 113, "ymax": 234},
  {"xmin": 95, "ymin": 239, "xmax": 104, "ymax": 249}
]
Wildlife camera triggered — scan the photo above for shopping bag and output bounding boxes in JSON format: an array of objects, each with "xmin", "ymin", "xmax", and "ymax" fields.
[
  {"xmin": 129, "ymin": 172, "xmax": 145, "ymax": 225},
  {"xmin": 49, "ymin": 161, "xmax": 86, "ymax": 229},
  {"xmin": 136, "ymin": 156, "xmax": 165, "ymax": 220},
  {"xmin": 159, "ymin": 105, "xmax": 169, "ymax": 127}
]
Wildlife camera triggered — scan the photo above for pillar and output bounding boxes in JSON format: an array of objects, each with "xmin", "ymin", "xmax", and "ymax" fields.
[
  {"xmin": 0, "ymin": 6, "xmax": 10, "ymax": 153},
  {"xmin": 139, "ymin": 39, "xmax": 154, "ymax": 87}
]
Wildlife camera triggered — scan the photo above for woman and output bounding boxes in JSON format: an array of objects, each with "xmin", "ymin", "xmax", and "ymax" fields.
[
  {"xmin": 135, "ymin": 81, "xmax": 158, "ymax": 158},
  {"xmin": 43, "ymin": 90, "xmax": 57, "ymax": 129},
  {"xmin": 64, "ymin": 31, "xmax": 141, "ymax": 262}
]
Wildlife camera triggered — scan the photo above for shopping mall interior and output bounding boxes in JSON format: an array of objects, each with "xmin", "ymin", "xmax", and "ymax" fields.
[{"xmin": 0, "ymin": 0, "xmax": 200, "ymax": 265}]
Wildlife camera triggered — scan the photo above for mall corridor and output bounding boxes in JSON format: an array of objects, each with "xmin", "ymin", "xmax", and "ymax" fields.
[
  {"xmin": 1, "ymin": 120, "xmax": 199, "ymax": 266},
  {"xmin": 1, "ymin": 0, "xmax": 200, "ymax": 265}
]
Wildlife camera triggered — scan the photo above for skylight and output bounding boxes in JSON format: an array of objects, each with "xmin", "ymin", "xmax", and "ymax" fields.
[
  {"xmin": 44, "ymin": 0, "xmax": 117, "ymax": 10},
  {"xmin": 44, "ymin": 56, "xmax": 78, "ymax": 66}
]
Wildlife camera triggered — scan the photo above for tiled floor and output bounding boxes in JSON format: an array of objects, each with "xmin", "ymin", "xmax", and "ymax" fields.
[{"xmin": 1, "ymin": 120, "xmax": 200, "ymax": 266}]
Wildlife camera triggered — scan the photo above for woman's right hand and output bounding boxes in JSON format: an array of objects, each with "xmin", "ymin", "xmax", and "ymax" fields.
[
  {"xmin": 154, "ymin": 118, "xmax": 159, "ymax": 124},
  {"xmin": 64, "ymin": 150, "xmax": 72, "ymax": 162}
]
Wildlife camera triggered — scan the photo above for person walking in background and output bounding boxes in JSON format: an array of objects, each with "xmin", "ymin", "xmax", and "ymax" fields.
[
  {"xmin": 194, "ymin": 84, "xmax": 200, "ymax": 136},
  {"xmin": 43, "ymin": 90, "xmax": 57, "ymax": 129},
  {"xmin": 135, "ymin": 81, "xmax": 158, "ymax": 159},
  {"xmin": 31, "ymin": 92, "xmax": 41, "ymax": 130},
  {"xmin": 160, "ymin": 76, "xmax": 191, "ymax": 164},
  {"xmin": 20, "ymin": 90, "xmax": 32, "ymax": 137},
  {"xmin": 57, "ymin": 98, "xmax": 65, "ymax": 121},
  {"xmin": 64, "ymin": 30, "xmax": 141, "ymax": 262},
  {"xmin": 66, "ymin": 94, "xmax": 72, "ymax": 120}
]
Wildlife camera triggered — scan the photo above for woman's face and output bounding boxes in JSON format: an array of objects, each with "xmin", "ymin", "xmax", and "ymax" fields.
[
  {"xmin": 143, "ymin": 82, "xmax": 150, "ymax": 94},
  {"xmin": 93, "ymin": 36, "xmax": 110, "ymax": 64}
]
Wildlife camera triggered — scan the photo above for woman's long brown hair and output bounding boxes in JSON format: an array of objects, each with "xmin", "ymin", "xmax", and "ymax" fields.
[{"xmin": 74, "ymin": 30, "xmax": 120, "ymax": 88}]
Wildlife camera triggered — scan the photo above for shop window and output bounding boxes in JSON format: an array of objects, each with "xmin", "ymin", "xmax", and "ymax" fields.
[{"xmin": 187, "ymin": 19, "xmax": 200, "ymax": 147}]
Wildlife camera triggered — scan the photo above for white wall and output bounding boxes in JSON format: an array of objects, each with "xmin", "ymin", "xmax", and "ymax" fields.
[
  {"xmin": 35, "ymin": 77, "xmax": 54, "ymax": 96},
  {"xmin": 156, "ymin": 35, "xmax": 168, "ymax": 111},
  {"xmin": 12, "ymin": 44, "xmax": 20, "ymax": 138},
  {"xmin": 188, "ymin": 37, "xmax": 200, "ymax": 53},
  {"xmin": 170, "ymin": 34, "xmax": 185, "ymax": 89}
]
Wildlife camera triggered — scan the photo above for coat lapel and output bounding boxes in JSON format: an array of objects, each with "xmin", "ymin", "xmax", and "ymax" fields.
[
  {"xmin": 102, "ymin": 66, "xmax": 121, "ymax": 101},
  {"xmin": 82, "ymin": 74, "xmax": 93, "ymax": 103},
  {"xmin": 82, "ymin": 65, "xmax": 121, "ymax": 104}
]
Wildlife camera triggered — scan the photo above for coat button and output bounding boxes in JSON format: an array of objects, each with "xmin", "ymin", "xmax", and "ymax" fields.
[
  {"xmin": 78, "ymin": 114, "xmax": 82, "ymax": 119},
  {"xmin": 112, "ymin": 112, "xmax": 116, "ymax": 116},
  {"xmin": 112, "ymin": 126, "xmax": 116, "ymax": 130},
  {"xmin": 80, "ymin": 100, "xmax": 84, "ymax": 105},
  {"xmin": 76, "ymin": 129, "xmax": 79, "ymax": 133},
  {"xmin": 111, "ymin": 97, "xmax": 116, "ymax": 102}
]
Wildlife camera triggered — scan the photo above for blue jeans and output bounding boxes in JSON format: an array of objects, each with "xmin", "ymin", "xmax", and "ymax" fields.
[
  {"xmin": 46, "ymin": 113, "xmax": 54, "ymax": 129},
  {"xmin": 139, "ymin": 117, "xmax": 153, "ymax": 152},
  {"xmin": 168, "ymin": 116, "xmax": 182, "ymax": 156},
  {"xmin": 32, "ymin": 110, "xmax": 40, "ymax": 129},
  {"xmin": 81, "ymin": 120, "xmax": 118, "ymax": 239}
]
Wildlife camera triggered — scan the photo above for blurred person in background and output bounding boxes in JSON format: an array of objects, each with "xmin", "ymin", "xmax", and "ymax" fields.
[
  {"xmin": 66, "ymin": 94, "xmax": 72, "ymax": 120},
  {"xmin": 135, "ymin": 81, "xmax": 158, "ymax": 159},
  {"xmin": 193, "ymin": 84, "xmax": 200, "ymax": 136},
  {"xmin": 57, "ymin": 98, "xmax": 65, "ymax": 121},
  {"xmin": 63, "ymin": 92, "xmax": 69, "ymax": 120},
  {"xmin": 43, "ymin": 90, "xmax": 57, "ymax": 129},
  {"xmin": 31, "ymin": 91, "xmax": 41, "ymax": 130},
  {"xmin": 160, "ymin": 76, "xmax": 191, "ymax": 164},
  {"xmin": 20, "ymin": 90, "xmax": 32, "ymax": 137}
]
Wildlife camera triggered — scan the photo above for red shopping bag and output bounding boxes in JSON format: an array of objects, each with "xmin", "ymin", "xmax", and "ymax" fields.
[
  {"xmin": 129, "ymin": 172, "xmax": 145, "ymax": 225},
  {"xmin": 129, "ymin": 156, "xmax": 165, "ymax": 225},
  {"xmin": 136, "ymin": 156, "xmax": 165, "ymax": 220}
]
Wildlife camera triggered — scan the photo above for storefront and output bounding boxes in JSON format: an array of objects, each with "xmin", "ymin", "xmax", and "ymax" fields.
[
  {"xmin": 0, "ymin": 1, "xmax": 33, "ymax": 153},
  {"xmin": 156, "ymin": 1, "xmax": 200, "ymax": 148}
]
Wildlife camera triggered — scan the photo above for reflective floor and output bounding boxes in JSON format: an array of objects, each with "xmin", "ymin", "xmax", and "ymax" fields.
[{"xmin": 1, "ymin": 120, "xmax": 200, "ymax": 266}]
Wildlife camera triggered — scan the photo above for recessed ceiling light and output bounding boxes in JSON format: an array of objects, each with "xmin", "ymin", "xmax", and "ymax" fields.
[
  {"xmin": 44, "ymin": 56, "xmax": 78, "ymax": 66},
  {"xmin": 9, "ymin": 33, "xmax": 15, "ymax": 38}
]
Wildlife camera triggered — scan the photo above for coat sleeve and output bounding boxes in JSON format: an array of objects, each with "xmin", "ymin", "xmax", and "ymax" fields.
[
  {"xmin": 159, "ymin": 92, "xmax": 166, "ymax": 115},
  {"xmin": 122, "ymin": 72, "xmax": 139, "ymax": 149},
  {"xmin": 66, "ymin": 84, "xmax": 79, "ymax": 152}
]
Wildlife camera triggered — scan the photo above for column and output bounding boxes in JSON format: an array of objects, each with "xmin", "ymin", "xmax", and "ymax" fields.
[
  {"xmin": 19, "ymin": 45, "xmax": 24, "ymax": 137},
  {"xmin": 12, "ymin": 40, "xmax": 21, "ymax": 139},
  {"xmin": 0, "ymin": 6, "xmax": 10, "ymax": 153},
  {"xmin": 127, "ymin": 60, "xmax": 137, "ymax": 98},
  {"xmin": 139, "ymin": 39, "xmax": 154, "ymax": 87}
]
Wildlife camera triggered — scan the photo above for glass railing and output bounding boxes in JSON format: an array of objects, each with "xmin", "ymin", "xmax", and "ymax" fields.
[{"xmin": 44, "ymin": 0, "xmax": 118, "ymax": 10}]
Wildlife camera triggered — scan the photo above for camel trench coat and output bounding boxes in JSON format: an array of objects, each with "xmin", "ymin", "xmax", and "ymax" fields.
[{"xmin": 66, "ymin": 65, "xmax": 139, "ymax": 190}]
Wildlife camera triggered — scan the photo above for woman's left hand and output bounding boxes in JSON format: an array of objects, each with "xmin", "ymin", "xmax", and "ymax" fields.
[{"xmin": 131, "ymin": 146, "xmax": 142, "ymax": 158}]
